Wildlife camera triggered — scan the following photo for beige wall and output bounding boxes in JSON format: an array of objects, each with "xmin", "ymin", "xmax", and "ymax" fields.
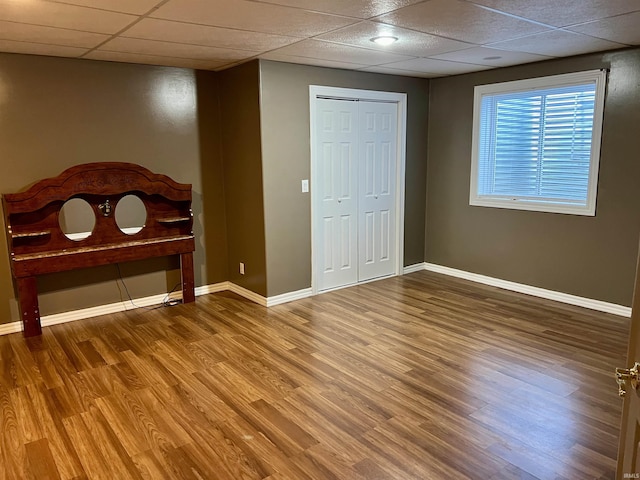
[
  {"xmin": 3, "ymin": 45, "xmax": 636, "ymax": 323},
  {"xmin": 426, "ymin": 48, "xmax": 640, "ymax": 306},
  {"xmin": 218, "ymin": 61, "xmax": 267, "ymax": 295},
  {"xmin": 0, "ymin": 53, "xmax": 227, "ymax": 323},
  {"xmin": 259, "ymin": 60, "xmax": 430, "ymax": 296},
  {"xmin": 196, "ymin": 70, "xmax": 229, "ymax": 285}
]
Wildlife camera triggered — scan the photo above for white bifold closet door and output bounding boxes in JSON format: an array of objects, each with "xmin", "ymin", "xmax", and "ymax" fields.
[{"xmin": 314, "ymin": 98, "xmax": 397, "ymax": 292}]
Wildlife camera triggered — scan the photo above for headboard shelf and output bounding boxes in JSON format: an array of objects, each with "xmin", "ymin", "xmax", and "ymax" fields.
[
  {"xmin": 11, "ymin": 231, "xmax": 52, "ymax": 239},
  {"xmin": 12, "ymin": 233, "xmax": 193, "ymax": 269},
  {"xmin": 3, "ymin": 162, "xmax": 196, "ymax": 336},
  {"xmin": 157, "ymin": 216, "xmax": 192, "ymax": 224}
]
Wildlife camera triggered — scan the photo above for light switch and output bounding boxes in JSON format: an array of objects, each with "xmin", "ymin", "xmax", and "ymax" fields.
[{"xmin": 301, "ymin": 179, "xmax": 309, "ymax": 193}]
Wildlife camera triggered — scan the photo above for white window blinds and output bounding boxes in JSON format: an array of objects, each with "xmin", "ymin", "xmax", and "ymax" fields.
[{"xmin": 470, "ymin": 70, "xmax": 607, "ymax": 216}]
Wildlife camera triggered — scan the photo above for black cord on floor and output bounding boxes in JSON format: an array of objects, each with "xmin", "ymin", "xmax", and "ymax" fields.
[
  {"xmin": 162, "ymin": 283, "xmax": 182, "ymax": 307},
  {"xmin": 115, "ymin": 264, "xmax": 182, "ymax": 310}
]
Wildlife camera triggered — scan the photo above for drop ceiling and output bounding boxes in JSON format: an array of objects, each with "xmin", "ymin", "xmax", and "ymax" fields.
[{"xmin": 0, "ymin": 0, "xmax": 638, "ymax": 77}]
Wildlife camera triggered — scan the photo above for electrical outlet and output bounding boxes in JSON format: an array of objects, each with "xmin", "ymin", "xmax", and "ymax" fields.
[
  {"xmin": 301, "ymin": 179, "xmax": 309, "ymax": 193},
  {"xmin": 239, "ymin": 262, "xmax": 245, "ymax": 275}
]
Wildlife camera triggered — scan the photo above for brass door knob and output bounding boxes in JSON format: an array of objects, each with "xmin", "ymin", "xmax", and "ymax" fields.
[{"xmin": 616, "ymin": 362, "xmax": 640, "ymax": 397}]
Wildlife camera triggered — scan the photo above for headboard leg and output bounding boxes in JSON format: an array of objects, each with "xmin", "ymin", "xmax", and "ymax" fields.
[
  {"xmin": 180, "ymin": 252, "xmax": 195, "ymax": 304},
  {"xmin": 17, "ymin": 276, "xmax": 42, "ymax": 337}
]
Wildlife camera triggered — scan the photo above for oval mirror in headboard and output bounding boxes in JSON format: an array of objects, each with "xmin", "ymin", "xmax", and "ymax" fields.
[
  {"xmin": 115, "ymin": 194, "xmax": 147, "ymax": 235},
  {"xmin": 59, "ymin": 198, "xmax": 96, "ymax": 241}
]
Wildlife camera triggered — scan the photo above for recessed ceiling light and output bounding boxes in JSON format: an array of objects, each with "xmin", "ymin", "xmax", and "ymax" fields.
[{"xmin": 370, "ymin": 36, "xmax": 398, "ymax": 46}]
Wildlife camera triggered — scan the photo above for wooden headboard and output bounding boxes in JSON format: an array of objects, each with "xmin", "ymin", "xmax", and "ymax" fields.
[{"xmin": 2, "ymin": 162, "xmax": 196, "ymax": 336}]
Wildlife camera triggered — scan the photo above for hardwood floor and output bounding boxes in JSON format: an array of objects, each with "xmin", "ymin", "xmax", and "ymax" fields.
[{"xmin": 0, "ymin": 271, "xmax": 629, "ymax": 479}]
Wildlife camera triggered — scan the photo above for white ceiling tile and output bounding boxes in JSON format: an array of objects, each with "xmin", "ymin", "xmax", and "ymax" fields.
[
  {"xmin": 469, "ymin": 0, "xmax": 640, "ymax": 28},
  {"xmin": 84, "ymin": 50, "xmax": 227, "ymax": 69},
  {"xmin": 123, "ymin": 18, "xmax": 299, "ymax": 51},
  {"xmin": 0, "ymin": 20, "xmax": 109, "ymax": 48},
  {"xmin": 47, "ymin": 0, "xmax": 161, "ymax": 15},
  {"xmin": 568, "ymin": 11, "xmax": 640, "ymax": 45},
  {"xmin": 358, "ymin": 65, "xmax": 437, "ymax": 77},
  {"xmin": 248, "ymin": 0, "xmax": 425, "ymax": 19},
  {"xmin": 270, "ymin": 39, "xmax": 415, "ymax": 65},
  {"xmin": 151, "ymin": 0, "xmax": 357, "ymax": 37},
  {"xmin": 490, "ymin": 29, "xmax": 626, "ymax": 57},
  {"xmin": 431, "ymin": 46, "xmax": 553, "ymax": 67},
  {"xmin": 0, "ymin": 0, "xmax": 633, "ymax": 76},
  {"xmin": 316, "ymin": 21, "xmax": 473, "ymax": 57},
  {"xmin": 260, "ymin": 53, "xmax": 369, "ymax": 70},
  {"xmin": 98, "ymin": 37, "xmax": 260, "ymax": 61},
  {"xmin": 378, "ymin": 57, "xmax": 492, "ymax": 75},
  {"xmin": 375, "ymin": 0, "xmax": 550, "ymax": 44},
  {"xmin": 0, "ymin": 38, "xmax": 88, "ymax": 57},
  {"xmin": 0, "ymin": 0, "xmax": 136, "ymax": 34}
]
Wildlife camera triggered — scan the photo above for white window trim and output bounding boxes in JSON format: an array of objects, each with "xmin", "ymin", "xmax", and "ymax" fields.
[{"xmin": 469, "ymin": 69, "xmax": 607, "ymax": 216}]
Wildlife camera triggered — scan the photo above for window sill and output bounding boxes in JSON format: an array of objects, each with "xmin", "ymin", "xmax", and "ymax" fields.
[{"xmin": 469, "ymin": 197, "xmax": 595, "ymax": 216}]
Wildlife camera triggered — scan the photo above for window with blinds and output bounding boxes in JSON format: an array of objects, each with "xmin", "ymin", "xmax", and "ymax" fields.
[{"xmin": 470, "ymin": 70, "xmax": 607, "ymax": 216}]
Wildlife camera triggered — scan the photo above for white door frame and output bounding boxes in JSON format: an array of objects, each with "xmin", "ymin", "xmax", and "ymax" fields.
[{"xmin": 309, "ymin": 85, "xmax": 407, "ymax": 295}]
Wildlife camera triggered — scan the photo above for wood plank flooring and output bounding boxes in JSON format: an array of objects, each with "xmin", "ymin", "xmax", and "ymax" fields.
[{"xmin": 0, "ymin": 271, "xmax": 629, "ymax": 479}]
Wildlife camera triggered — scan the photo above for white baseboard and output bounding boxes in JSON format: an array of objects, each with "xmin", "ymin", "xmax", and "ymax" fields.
[
  {"xmin": 226, "ymin": 284, "xmax": 313, "ymax": 307},
  {"xmin": 266, "ymin": 288, "xmax": 313, "ymax": 307},
  {"xmin": 0, "ymin": 322, "xmax": 22, "ymax": 335},
  {"xmin": 41, "ymin": 282, "xmax": 230, "ymax": 327},
  {"xmin": 0, "ymin": 280, "xmax": 316, "ymax": 336},
  {"xmin": 403, "ymin": 263, "xmax": 427, "ymax": 274},
  {"xmin": 4, "ymin": 260, "xmax": 626, "ymax": 336},
  {"xmin": 227, "ymin": 283, "xmax": 267, "ymax": 307},
  {"xmin": 422, "ymin": 262, "xmax": 631, "ymax": 317},
  {"xmin": 0, "ymin": 282, "xmax": 230, "ymax": 336},
  {"xmin": 195, "ymin": 282, "xmax": 230, "ymax": 296}
]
